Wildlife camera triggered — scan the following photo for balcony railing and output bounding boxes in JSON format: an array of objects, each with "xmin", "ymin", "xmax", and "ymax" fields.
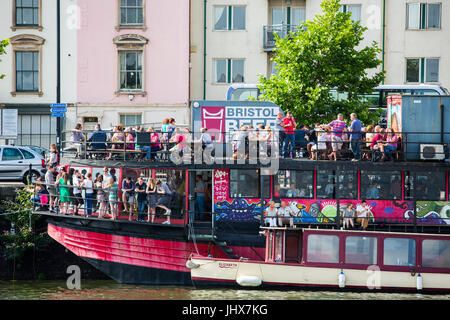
[{"xmin": 263, "ymin": 24, "xmax": 304, "ymax": 50}]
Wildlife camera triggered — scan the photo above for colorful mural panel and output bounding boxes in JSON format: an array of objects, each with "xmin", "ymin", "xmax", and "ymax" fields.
[{"xmin": 415, "ymin": 201, "xmax": 450, "ymax": 225}]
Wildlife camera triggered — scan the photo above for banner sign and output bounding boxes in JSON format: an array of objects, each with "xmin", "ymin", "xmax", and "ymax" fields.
[{"xmin": 192, "ymin": 100, "xmax": 281, "ymax": 143}]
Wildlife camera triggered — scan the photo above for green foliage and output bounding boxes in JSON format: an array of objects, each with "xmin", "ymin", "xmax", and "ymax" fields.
[
  {"xmin": 0, "ymin": 187, "xmax": 49, "ymax": 263},
  {"xmin": 0, "ymin": 38, "xmax": 9, "ymax": 80},
  {"xmin": 258, "ymin": 0, "xmax": 385, "ymax": 126}
]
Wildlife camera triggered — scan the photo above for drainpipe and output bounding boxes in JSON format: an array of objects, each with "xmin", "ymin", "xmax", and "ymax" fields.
[
  {"xmin": 381, "ymin": 0, "xmax": 386, "ymax": 84},
  {"xmin": 203, "ymin": 0, "xmax": 207, "ymax": 100},
  {"xmin": 56, "ymin": 0, "xmax": 62, "ymax": 162}
]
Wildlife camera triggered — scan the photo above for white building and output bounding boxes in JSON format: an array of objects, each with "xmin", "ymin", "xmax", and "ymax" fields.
[
  {"xmin": 190, "ymin": 0, "xmax": 449, "ymax": 101},
  {"xmin": 0, "ymin": 0, "xmax": 77, "ymax": 147}
]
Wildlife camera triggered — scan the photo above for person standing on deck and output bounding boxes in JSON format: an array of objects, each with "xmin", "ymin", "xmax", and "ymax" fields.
[
  {"xmin": 134, "ymin": 177, "xmax": 147, "ymax": 222},
  {"xmin": 72, "ymin": 170, "xmax": 83, "ymax": 215},
  {"xmin": 282, "ymin": 111, "xmax": 296, "ymax": 159},
  {"xmin": 146, "ymin": 178, "xmax": 157, "ymax": 223},
  {"xmin": 156, "ymin": 180, "xmax": 172, "ymax": 224},
  {"xmin": 55, "ymin": 172, "xmax": 70, "ymax": 215},
  {"xmin": 194, "ymin": 175, "xmax": 206, "ymax": 220},
  {"xmin": 275, "ymin": 112, "xmax": 285, "ymax": 157},
  {"xmin": 327, "ymin": 114, "xmax": 347, "ymax": 161},
  {"xmin": 45, "ymin": 165, "xmax": 57, "ymax": 213},
  {"xmin": 105, "ymin": 176, "xmax": 118, "ymax": 220},
  {"xmin": 348, "ymin": 113, "xmax": 362, "ymax": 161},
  {"xmin": 81, "ymin": 173, "xmax": 94, "ymax": 216}
]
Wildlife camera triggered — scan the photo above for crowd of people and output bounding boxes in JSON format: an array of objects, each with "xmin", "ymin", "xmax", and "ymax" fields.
[
  {"xmin": 30, "ymin": 166, "xmax": 178, "ymax": 224},
  {"xmin": 70, "ymin": 119, "xmax": 214, "ymax": 161},
  {"xmin": 302, "ymin": 113, "xmax": 401, "ymax": 161},
  {"xmin": 68, "ymin": 111, "xmax": 400, "ymax": 162}
]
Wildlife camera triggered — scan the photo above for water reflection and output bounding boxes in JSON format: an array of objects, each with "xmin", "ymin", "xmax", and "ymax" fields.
[{"xmin": 0, "ymin": 280, "xmax": 449, "ymax": 300}]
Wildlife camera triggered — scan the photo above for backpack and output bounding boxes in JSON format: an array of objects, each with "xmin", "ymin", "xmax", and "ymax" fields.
[{"xmin": 372, "ymin": 150, "xmax": 383, "ymax": 162}]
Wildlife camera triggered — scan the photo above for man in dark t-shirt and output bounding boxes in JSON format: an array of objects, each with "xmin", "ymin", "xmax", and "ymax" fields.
[{"xmin": 134, "ymin": 177, "xmax": 147, "ymax": 222}]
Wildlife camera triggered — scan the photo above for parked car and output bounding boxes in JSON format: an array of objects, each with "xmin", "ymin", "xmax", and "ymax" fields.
[
  {"xmin": 23, "ymin": 145, "xmax": 50, "ymax": 158},
  {"xmin": 0, "ymin": 146, "xmax": 47, "ymax": 183}
]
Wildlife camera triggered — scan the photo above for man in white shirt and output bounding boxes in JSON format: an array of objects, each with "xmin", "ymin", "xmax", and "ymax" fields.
[
  {"xmin": 356, "ymin": 200, "xmax": 370, "ymax": 230},
  {"xmin": 277, "ymin": 201, "xmax": 293, "ymax": 227},
  {"xmin": 72, "ymin": 170, "xmax": 82, "ymax": 215}
]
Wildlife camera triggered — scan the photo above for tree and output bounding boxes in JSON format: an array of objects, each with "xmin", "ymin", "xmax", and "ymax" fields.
[
  {"xmin": 0, "ymin": 38, "xmax": 9, "ymax": 80},
  {"xmin": 258, "ymin": 0, "xmax": 385, "ymax": 126}
]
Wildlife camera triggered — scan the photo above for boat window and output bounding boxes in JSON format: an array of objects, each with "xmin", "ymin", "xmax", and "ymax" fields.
[
  {"xmin": 307, "ymin": 234, "xmax": 339, "ymax": 264},
  {"xmin": 275, "ymin": 170, "xmax": 313, "ymax": 198},
  {"xmin": 383, "ymin": 238, "xmax": 416, "ymax": 267},
  {"xmin": 360, "ymin": 171, "xmax": 401, "ymax": 200},
  {"xmin": 316, "ymin": 170, "xmax": 357, "ymax": 199},
  {"xmin": 422, "ymin": 240, "xmax": 450, "ymax": 269},
  {"xmin": 404, "ymin": 171, "xmax": 446, "ymax": 201},
  {"xmin": 229, "ymin": 169, "xmax": 268, "ymax": 198},
  {"xmin": 345, "ymin": 236, "xmax": 377, "ymax": 265}
]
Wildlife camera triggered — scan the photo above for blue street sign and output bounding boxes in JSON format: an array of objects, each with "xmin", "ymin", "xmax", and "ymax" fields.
[
  {"xmin": 51, "ymin": 103, "xmax": 67, "ymax": 108},
  {"xmin": 51, "ymin": 108, "xmax": 67, "ymax": 113},
  {"xmin": 51, "ymin": 113, "xmax": 65, "ymax": 118}
]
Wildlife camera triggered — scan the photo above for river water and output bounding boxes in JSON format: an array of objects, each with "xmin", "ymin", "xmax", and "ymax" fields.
[{"xmin": 0, "ymin": 280, "xmax": 449, "ymax": 300}]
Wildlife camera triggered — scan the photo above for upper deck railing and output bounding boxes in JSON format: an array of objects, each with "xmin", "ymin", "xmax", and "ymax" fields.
[{"xmin": 59, "ymin": 128, "xmax": 450, "ymax": 165}]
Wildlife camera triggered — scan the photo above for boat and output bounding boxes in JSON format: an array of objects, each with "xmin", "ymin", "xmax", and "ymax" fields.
[
  {"xmin": 187, "ymin": 226, "xmax": 450, "ymax": 292},
  {"xmin": 32, "ymin": 100, "xmax": 450, "ymax": 286}
]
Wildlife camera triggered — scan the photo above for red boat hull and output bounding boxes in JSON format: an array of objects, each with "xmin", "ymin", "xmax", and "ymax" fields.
[{"xmin": 47, "ymin": 220, "xmax": 264, "ymax": 285}]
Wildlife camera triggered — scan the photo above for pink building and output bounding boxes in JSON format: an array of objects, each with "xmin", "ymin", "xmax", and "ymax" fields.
[{"xmin": 67, "ymin": 0, "xmax": 190, "ymax": 130}]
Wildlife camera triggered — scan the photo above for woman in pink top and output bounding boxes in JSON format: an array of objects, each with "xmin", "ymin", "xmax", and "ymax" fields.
[
  {"xmin": 380, "ymin": 128, "xmax": 398, "ymax": 161},
  {"xmin": 124, "ymin": 127, "xmax": 135, "ymax": 150},
  {"xmin": 370, "ymin": 128, "xmax": 385, "ymax": 150},
  {"xmin": 148, "ymin": 127, "xmax": 160, "ymax": 160}
]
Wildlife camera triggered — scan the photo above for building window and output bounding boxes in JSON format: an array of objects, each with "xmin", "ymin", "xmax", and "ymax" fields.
[
  {"xmin": 15, "ymin": 51, "xmax": 39, "ymax": 92},
  {"xmin": 114, "ymin": 34, "xmax": 148, "ymax": 95},
  {"xmin": 12, "ymin": 0, "xmax": 42, "ymax": 31},
  {"xmin": 214, "ymin": 6, "xmax": 246, "ymax": 30},
  {"xmin": 275, "ymin": 170, "xmax": 313, "ymax": 199},
  {"xmin": 120, "ymin": 0, "xmax": 144, "ymax": 26},
  {"xmin": 16, "ymin": 0, "xmax": 39, "ymax": 26},
  {"xmin": 291, "ymin": 7, "xmax": 306, "ymax": 26},
  {"xmin": 17, "ymin": 114, "xmax": 56, "ymax": 148},
  {"xmin": 119, "ymin": 51, "xmax": 142, "ymax": 90},
  {"xmin": 406, "ymin": 58, "xmax": 439, "ymax": 83},
  {"xmin": 341, "ymin": 4, "xmax": 361, "ymax": 22},
  {"xmin": 383, "ymin": 238, "xmax": 416, "ymax": 267},
  {"xmin": 10, "ymin": 34, "xmax": 44, "ymax": 96},
  {"xmin": 407, "ymin": 3, "xmax": 441, "ymax": 30},
  {"xmin": 214, "ymin": 59, "xmax": 244, "ymax": 83},
  {"xmin": 360, "ymin": 171, "xmax": 402, "ymax": 200},
  {"xmin": 120, "ymin": 114, "xmax": 142, "ymax": 127}
]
